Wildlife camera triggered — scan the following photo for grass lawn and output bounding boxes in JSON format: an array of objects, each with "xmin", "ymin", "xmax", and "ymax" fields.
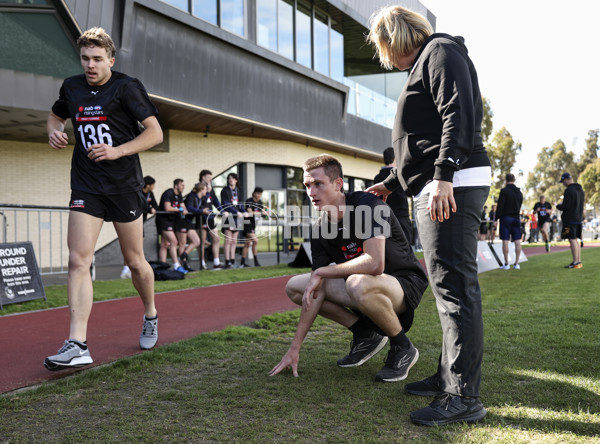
[{"xmin": 0, "ymin": 249, "xmax": 599, "ymax": 442}]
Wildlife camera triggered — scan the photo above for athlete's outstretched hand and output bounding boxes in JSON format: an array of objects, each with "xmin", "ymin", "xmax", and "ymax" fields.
[{"xmin": 269, "ymin": 348, "xmax": 299, "ymax": 377}]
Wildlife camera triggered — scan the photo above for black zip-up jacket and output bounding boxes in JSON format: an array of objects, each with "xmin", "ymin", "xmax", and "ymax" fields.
[
  {"xmin": 556, "ymin": 183, "xmax": 585, "ymax": 224},
  {"xmin": 383, "ymin": 34, "xmax": 490, "ymax": 196},
  {"xmin": 495, "ymin": 184, "xmax": 522, "ymax": 219}
]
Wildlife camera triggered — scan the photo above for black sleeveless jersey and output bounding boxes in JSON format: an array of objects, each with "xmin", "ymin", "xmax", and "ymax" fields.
[{"xmin": 51, "ymin": 71, "xmax": 158, "ymax": 195}]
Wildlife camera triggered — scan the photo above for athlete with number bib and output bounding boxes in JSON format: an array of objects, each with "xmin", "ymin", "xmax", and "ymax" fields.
[{"xmin": 44, "ymin": 27, "xmax": 163, "ymax": 371}]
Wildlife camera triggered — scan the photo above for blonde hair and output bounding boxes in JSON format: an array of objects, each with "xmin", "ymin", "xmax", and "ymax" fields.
[
  {"xmin": 192, "ymin": 182, "xmax": 207, "ymax": 193},
  {"xmin": 303, "ymin": 154, "xmax": 344, "ymax": 183},
  {"xmin": 77, "ymin": 27, "xmax": 116, "ymax": 59},
  {"xmin": 367, "ymin": 5, "xmax": 433, "ymax": 70}
]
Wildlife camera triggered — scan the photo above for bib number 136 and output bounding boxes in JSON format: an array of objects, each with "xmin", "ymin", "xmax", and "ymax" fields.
[{"xmin": 77, "ymin": 123, "xmax": 113, "ymax": 148}]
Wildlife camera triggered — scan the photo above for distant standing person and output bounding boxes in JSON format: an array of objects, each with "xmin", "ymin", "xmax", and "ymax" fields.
[
  {"xmin": 220, "ymin": 172, "xmax": 246, "ymax": 268},
  {"xmin": 478, "ymin": 205, "xmax": 489, "ymax": 241},
  {"xmin": 495, "ymin": 174, "xmax": 523, "ymax": 270},
  {"xmin": 44, "ymin": 27, "xmax": 162, "ymax": 370},
  {"xmin": 374, "ymin": 147, "xmax": 413, "ymax": 245},
  {"xmin": 519, "ymin": 210, "xmax": 529, "ymax": 242},
  {"xmin": 241, "ymin": 187, "xmax": 267, "ymax": 268},
  {"xmin": 533, "ymin": 195, "xmax": 553, "ymax": 252},
  {"xmin": 199, "ymin": 170, "xmax": 223, "ymax": 269},
  {"xmin": 179, "ymin": 182, "xmax": 209, "ymax": 271},
  {"xmin": 556, "ymin": 173, "xmax": 585, "ymax": 268},
  {"xmin": 487, "ymin": 204, "xmax": 497, "ymax": 244}
]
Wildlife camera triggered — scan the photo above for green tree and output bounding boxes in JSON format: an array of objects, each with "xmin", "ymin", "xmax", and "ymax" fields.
[
  {"xmin": 481, "ymin": 97, "xmax": 493, "ymax": 144},
  {"xmin": 579, "ymin": 158, "xmax": 600, "ymax": 208},
  {"xmin": 487, "ymin": 126, "xmax": 521, "ymax": 194},
  {"xmin": 526, "ymin": 139, "xmax": 577, "ymax": 203},
  {"xmin": 576, "ymin": 129, "xmax": 599, "ymax": 175}
]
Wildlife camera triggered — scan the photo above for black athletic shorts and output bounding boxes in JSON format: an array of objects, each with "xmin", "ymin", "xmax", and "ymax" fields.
[
  {"xmin": 175, "ymin": 217, "xmax": 191, "ymax": 232},
  {"xmin": 69, "ymin": 190, "xmax": 145, "ymax": 223},
  {"xmin": 561, "ymin": 223, "xmax": 582, "ymax": 239},
  {"xmin": 202, "ymin": 214, "xmax": 217, "ymax": 230},
  {"xmin": 156, "ymin": 215, "xmax": 175, "ymax": 233},
  {"xmin": 353, "ymin": 272, "xmax": 427, "ymax": 334}
]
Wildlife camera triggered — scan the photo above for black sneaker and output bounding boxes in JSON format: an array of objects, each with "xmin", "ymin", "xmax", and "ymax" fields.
[
  {"xmin": 405, "ymin": 373, "xmax": 444, "ymax": 397},
  {"xmin": 337, "ymin": 331, "xmax": 388, "ymax": 367},
  {"xmin": 410, "ymin": 393, "xmax": 487, "ymax": 426},
  {"xmin": 375, "ymin": 343, "xmax": 419, "ymax": 382}
]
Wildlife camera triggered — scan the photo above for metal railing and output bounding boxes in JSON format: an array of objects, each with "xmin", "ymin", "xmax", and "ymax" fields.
[{"xmin": 0, "ymin": 204, "xmax": 70, "ymax": 275}]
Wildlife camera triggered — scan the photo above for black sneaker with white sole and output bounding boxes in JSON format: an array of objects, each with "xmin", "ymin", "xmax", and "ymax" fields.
[
  {"xmin": 375, "ymin": 342, "xmax": 419, "ymax": 382},
  {"xmin": 337, "ymin": 331, "xmax": 388, "ymax": 367},
  {"xmin": 44, "ymin": 340, "xmax": 93, "ymax": 371},
  {"xmin": 404, "ymin": 373, "xmax": 444, "ymax": 397},
  {"xmin": 410, "ymin": 393, "xmax": 487, "ymax": 426}
]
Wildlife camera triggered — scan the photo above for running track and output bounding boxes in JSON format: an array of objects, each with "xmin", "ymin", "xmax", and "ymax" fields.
[{"xmin": 0, "ymin": 244, "xmax": 584, "ymax": 394}]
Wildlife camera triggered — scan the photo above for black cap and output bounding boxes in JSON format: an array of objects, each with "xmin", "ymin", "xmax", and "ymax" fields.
[{"xmin": 559, "ymin": 172, "xmax": 572, "ymax": 183}]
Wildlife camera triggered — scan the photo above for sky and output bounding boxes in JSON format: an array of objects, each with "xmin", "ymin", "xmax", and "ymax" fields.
[{"xmin": 419, "ymin": 0, "xmax": 600, "ymax": 185}]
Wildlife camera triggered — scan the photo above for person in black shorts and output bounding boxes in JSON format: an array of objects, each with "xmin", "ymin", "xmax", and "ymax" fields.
[
  {"xmin": 199, "ymin": 170, "xmax": 223, "ymax": 269},
  {"xmin": 269, "ymin": 154, "xmax": 428, "ymax": 382},
  {"xmin": 44, "ymin": 27, "xmax": 162, "ymax": 371},
  {"xmin": 240, "ymin": 187, "xmax": 267, "ymax": 267},
  {"xmin": 479, "ymin": 205, "xmax": 489, "ymax": 241},
  {"xmin": 156, "ymin": 179, "xmax": 188, "ymax": 273},
  {"xmin": 220, "ymin": 172, "xmax": 246, "ymax": 268},
  {"xmin": 533, "ymin": 195, "xmax": 553, "ymax": 252},
  {"xmin": 557, "ymin": 172, "xmax": 585, "ymax": 268},
  {"xmin": 179, "ymin": 182, "xmax": 209, "ymax": 271}
]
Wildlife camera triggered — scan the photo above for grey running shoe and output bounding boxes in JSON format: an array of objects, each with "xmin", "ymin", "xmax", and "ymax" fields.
[
  {"xmin": 410, "ymin": 393, "xmax": 487, "ymax": 426},
  {"xmin": 405, "ymin": 373, "xmax": 444, "ymax": 397},
  {"xmin": 375, "ymin": 342, "xmax": 419, "ymax": 382},
  {"xmin": 140, "ymin": 315, "xmax": 158, "ymax": 350},
  {"xmin": 44, "ymin": 340, "xmax": 93, "ymax": 371},
  {"xmin": 337, "ymin": 331, "xmax": 388, "ymax": 367}
]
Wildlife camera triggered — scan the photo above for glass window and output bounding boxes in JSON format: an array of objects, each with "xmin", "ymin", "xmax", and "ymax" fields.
[
  {"xmin": 193, "ymin": 0, "xmax": 217, "ymax": 24},
  {"xmin": 0, "ymin": 12, "xmax": 80, "ymax": 78},
  {"xmin": 0, "ymin": 0, "xmax": 49, "ymax": 4},
  {"xmin": 353, "ymin": 178, "xmax": 367, "ymax": 191},
  {"xmin": 295, "ymin": 1, "xmax": 311, "ymax": 68},
  {"xmin": 221, "ymin": 0, "xmax": 245, "ymax": 36},
  {"xmin": 161, "ymin": 0, "xmax": 189, "ymax": 12},
  {"xmin": 277, "ymin": 0, "xmax": 294, "ymax": 59},
  {"xmin": 313, "ymin": 9, "xmax": 329, "ymax": 75},
  {"xmin": 257, "ymin": 0, "xmax": 277, "ymax": 51},
  {"xmin": 330, "ymin": 27, "xmax": 344, "ymax": 82},
  {"xmin": 286, "ymin": 167, "xmax": 304, "ymax": 190}
]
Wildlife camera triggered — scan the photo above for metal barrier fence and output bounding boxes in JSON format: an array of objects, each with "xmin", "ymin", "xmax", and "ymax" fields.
[{"xmin": 0, "ymin": 204, "xmax": 70, "ymax": 275}]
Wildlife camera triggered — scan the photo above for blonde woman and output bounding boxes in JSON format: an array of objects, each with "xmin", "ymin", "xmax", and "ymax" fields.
[{"xmin": 367, "ymin": 5, "xmax": 490, "ymax": 426}]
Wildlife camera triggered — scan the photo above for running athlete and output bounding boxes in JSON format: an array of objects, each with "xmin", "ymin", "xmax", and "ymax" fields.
[
  {"xmin": 45, "ymin": 27, "xmax": 162, "ymax": 370},
  {"xmin": 269, "ymin": 155, "xmax": 428, "ymax": 382},
  {"xmin": 533, "ymin": 195, "xmax": 553, "ymax": 252}
]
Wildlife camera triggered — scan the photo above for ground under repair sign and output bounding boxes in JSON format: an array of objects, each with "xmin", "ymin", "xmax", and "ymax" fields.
[{"xmin": 0, "ymin": 241, "xmax": 46, "ymax": 309}]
